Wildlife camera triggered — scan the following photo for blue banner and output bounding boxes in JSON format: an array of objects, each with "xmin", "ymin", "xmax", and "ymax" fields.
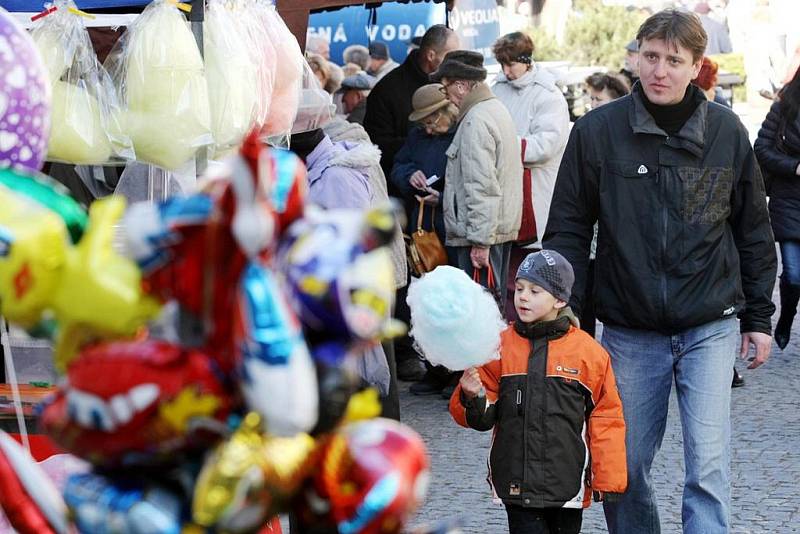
[{"xmin": 308, "ymin": 0, "xmax": 499, "ymax": 66}]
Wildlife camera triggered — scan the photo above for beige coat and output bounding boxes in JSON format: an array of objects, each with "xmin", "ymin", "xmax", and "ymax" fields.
[{"xmin": 443, "ymin": 83, "xmax": 522, "ymax": 247}]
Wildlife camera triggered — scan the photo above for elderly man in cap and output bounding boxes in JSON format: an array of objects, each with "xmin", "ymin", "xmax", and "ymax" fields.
[
  {"xmin": 432, "ymin": 50, "xmax": 522, "ymax": 304},
  {"xmin": 367, "ymin": 41, "xmax": 399, "ymax": 81},
  {"xmin": 620, "ymin": 39, "xmax": 640, "ymax": 88},
  {"xmin": 339, "ymin": 71, "xmax": 376, "ymax": 125}
]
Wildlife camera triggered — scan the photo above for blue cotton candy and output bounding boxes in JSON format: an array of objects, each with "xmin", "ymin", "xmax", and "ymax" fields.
[{"xmin": 406, "ymin": 266, "xmax": 506, "ymax": 370}]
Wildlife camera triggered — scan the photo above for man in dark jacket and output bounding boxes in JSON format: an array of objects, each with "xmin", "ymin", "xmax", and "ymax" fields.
[
  {"xmin": 543, "ymin": 9, "xmax": 776, "ymax": 534},
  {"xmin": 363, "ymin": 24, "xmax": 459, "ymax": 186}
]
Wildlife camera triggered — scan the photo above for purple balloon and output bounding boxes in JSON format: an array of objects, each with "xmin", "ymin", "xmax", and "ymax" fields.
[{"xmin": 0, "ymin": 8, "xmax": 50, "ymax": 172}]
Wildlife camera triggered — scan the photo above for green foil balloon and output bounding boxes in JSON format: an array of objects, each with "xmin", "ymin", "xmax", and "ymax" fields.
[{"xmin": 0, "ymin": 166, "xmax": 87, "ymax": 243}]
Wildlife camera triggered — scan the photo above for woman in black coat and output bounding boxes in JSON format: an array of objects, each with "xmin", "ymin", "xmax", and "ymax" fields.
[{"xmin": 754, "ymin": 68, "xmax": 800, "ymax": 349}]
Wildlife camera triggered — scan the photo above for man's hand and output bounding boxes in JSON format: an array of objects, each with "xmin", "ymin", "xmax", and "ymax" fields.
[
  {"xmin": 740, "ymin": 332, "xmax": 772, "ymax": 369},
  {"xmin": 409, "ymin": 170, "xmax": 428, "ymax": 191},
  {"xmin": 459, "ymin": 367, "xmax": 483, "ymax": 399},
  {"xmin": 470, "ymin": 246, "xmax": 490, "ymax": 269}
]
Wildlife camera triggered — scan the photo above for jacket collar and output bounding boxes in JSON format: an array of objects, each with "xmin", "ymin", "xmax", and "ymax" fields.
[
  {"xmin": 404, "ymin": 49, "xmax": 429, "ymax": 84},
  {"xmin": 629, "ymin": 82, "xmax": 708, "ymax": 157},
  {"xmin": 496, "ymin": 66, "xmax": 555, "ymax": 91},
  {"xmin": 458, "ymin": 82, "xmax": 495, "ymax": 122},
  {"xmin": 513, "ymin": 314, "xmax": 571, "ymax": 341}
]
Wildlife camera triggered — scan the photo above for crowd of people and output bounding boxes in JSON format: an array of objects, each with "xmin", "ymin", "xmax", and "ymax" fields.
[{"xmin": 288, "ymin": 6, "xmax": 800, "ymax": 533}]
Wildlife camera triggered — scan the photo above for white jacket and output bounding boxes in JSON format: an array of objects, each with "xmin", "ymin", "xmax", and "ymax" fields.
[{"xmin": 492, "ymin": 67, "xmax": 570, "ymax": 248}]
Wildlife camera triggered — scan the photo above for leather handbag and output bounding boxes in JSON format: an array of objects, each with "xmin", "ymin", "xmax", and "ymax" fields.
[
  {"xmin": 516, "ymin": 138, "xmax": 538, "ymax": 245},
  {"xmin": 404, "ymin": 198, "xmax": 449, "ymax": 276}
]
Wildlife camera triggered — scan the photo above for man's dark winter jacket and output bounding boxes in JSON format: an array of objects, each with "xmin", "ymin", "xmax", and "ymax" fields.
[
  {"xmin": 755, "ymin": 99, "xmax": 800, "ymax": 242},
  {"xmin": 363, "ymin": 49, "xmax": 431, "ymax": 184},
  {"xmin": 543, "ymin": 84, "xmax": 777, "ymax": 335}
]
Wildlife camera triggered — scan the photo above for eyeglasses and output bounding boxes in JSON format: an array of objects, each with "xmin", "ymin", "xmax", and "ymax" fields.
[{"xmin": 440, "ymin": 80, "xmax": 467, "ymax": 94}]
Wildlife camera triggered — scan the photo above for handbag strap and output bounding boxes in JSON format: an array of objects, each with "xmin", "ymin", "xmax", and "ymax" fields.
[
  {"xmin": 416, "ymin": 197, "xmax": 436, "ymax": 233},
  {"xmin": 472, "ymin": 262, "xmax": 495, "ymax": 289}
]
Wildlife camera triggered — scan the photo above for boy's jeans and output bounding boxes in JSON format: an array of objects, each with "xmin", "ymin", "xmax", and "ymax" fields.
[{"xmin": 601, "ymin": 318, "xmax": 738, "ymax": 534}]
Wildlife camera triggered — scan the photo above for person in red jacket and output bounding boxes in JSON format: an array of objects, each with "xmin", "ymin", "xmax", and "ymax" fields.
[{"xmin": 449, "ymin": 250, "xmax": 627, "ymax": 534}]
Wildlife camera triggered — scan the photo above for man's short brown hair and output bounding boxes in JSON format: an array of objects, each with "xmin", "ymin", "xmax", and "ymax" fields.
[
  {"xmin": 636, "ymin": 9, "xmax": 707, "ymax": 62},
  {"xmin": 492, "ymin": 32, "xmax": 534, "ymax": 65}
]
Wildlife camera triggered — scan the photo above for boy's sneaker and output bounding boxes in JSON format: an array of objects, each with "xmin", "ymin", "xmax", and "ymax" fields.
[{"xmin": 397, "ymin": 358, "xmax": 427, "ymax": 382}]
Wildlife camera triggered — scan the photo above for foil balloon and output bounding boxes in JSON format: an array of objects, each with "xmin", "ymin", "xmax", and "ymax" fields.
[
  {"xmin": 0, "ymin": 8, "xmax": 51, "ymax": 171},
  {"xmin": 0, "ymin": 432, "xmax": 69, "ymax": 534},
  {"xmin": 192, "ymin": 412, "xmax": 316, "ymax": 532},
  {"xmin": 238, "ymin": 132, "xmax": 307, "ymax": 236},
  {"xmin": 236, "ymin": 262, "xmax": 318, "ymax": 437},
  {"xmin": 64, "ymin": 472, "xmax": 184, "ymax": 534},
  {"xmin": 277, "ymin": 206, "xmax": 402, "ymax": 351},
  {"xmin": 40, "ymin": 340, "xmax": 233, "ymax": 467},
  {"xmin": 297, "ymin": 419, "xmax": 430, "ymax": 534},
  {"xmin": 0, "ymin": 193, "xmax": 161, "ymax": 370},
  {"xmin": 0, "ymin": 167, "xmax": 87, "ymax": 242}
]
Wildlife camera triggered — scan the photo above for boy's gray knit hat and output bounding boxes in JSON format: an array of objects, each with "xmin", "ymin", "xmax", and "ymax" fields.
[{"xmin": 516, "ymin": 250, "xmax": 575, "ymax": 302}]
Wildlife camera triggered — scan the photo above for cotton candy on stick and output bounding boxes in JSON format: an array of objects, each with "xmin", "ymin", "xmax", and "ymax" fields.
[{"xmin": 407, "ymin": 266, "xmax": 506, "ymax": 370}]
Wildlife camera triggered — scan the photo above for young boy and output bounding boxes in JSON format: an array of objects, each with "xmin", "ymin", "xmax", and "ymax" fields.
[{"xmin": 449, "ymin": 250, "xmax": 627, "ymax": 534}]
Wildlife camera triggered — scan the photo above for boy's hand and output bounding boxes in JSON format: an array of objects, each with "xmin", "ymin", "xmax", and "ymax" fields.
[{"xmin": 460, "ymin": 367, "xmax": 484, "ymax": 399}]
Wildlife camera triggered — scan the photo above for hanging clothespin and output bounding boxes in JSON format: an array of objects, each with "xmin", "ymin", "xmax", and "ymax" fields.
[
  {"xmin": 167, "ymin": 0, "xmax": 193, "ymax": 13},
  {"xmin": 67, "ymin": 6, "xmax": 96, "ymax": 19},
  {"xmin": 30, "ymin": 6, "xmax": 58, "ymax": 21}
]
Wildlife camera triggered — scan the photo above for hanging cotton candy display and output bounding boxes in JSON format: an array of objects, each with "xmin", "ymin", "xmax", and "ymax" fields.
[
  {"xmin": 31, "ymin": 1, "xmax": 131, "ymax": 164},
  {"xmin": 258, "ymin": 3, "xmax": 302, "ymax": 143},
  {"xmin": 204, "ymin": 0, "xmax": 259, "ymax": 157},
  {"xmin": 106, "ymin": 0, "xmax": 212, "ymax": 170},
  {"xmin": 407, "ymin": 266, "xmax": 506, "ymax": 371}
]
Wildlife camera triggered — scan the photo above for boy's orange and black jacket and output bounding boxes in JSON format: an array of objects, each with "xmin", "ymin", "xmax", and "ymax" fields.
[{"xmin": 449, "ymin": 314, "xmax": 627, "ymax": 509}]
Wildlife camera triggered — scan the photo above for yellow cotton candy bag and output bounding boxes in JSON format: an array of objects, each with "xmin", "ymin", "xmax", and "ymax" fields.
[
  {"xmin": 204, "ymin": 0, "xmax": 259, "ymax": 157},
  {"xmin": 106, "ymin": 0, "xmax": 212, "ymax": 170},
  {"xmin": 30, "ymin": 1, "xmax": 133, "ymax": 164},
  {"xmin": 49, "ymin": 81, "xmax": 113, "ymax": 164}
]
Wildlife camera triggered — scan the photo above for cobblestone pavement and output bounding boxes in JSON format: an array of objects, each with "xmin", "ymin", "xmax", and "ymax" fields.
[{"xmin": 402, "ymin": 285, "xmax": 800, "ymax": 534}]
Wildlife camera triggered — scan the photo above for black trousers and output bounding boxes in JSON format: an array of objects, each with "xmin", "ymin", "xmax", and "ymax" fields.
[{"xmin": 505, "ymin": 504, "xmax": 583, "ymax": 534}]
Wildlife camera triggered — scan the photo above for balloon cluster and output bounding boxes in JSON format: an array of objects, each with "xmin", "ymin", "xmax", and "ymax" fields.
[{"xmin": 0, "ymin": 131, "xmax": 429, "ymax": 534}]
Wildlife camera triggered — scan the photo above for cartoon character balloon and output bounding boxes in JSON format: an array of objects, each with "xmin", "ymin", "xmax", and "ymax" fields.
[{"xmin": 0, "ymin": 8, "xmax": 51, "ymax": 172}]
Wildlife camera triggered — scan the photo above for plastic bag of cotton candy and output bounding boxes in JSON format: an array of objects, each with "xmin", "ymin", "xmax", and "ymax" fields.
[{"xmin": 407, "ymin": 266, "xmax": 506, "ymax": 370}]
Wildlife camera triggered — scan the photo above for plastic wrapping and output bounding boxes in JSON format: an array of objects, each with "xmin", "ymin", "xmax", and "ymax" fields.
[
  {"xmin": 290, "ymin": 58, "xmax": 336, "ymax": 135},
  {"xmin": 204, "ymin": 0, "xmax": 259, "ymax": 158},
  {"xmin": 30, "ymin": 1, "xmax": 132, "ymax": 165},
  {"xmin": 258, "ymin": 2, "xmax": 303, "ymax": 146},
  {"xmin": 232, "ymin": 0, "xmax": 276, "ymax": 131},
  {"xmin": 105, "ymin": 0, "xmax": 212, "ymax": 170}
]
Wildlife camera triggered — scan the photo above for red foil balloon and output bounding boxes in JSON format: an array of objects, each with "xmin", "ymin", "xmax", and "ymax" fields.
[{"xmin": 40, "ymin": 340, "xmax": 233, "ymax": 467}]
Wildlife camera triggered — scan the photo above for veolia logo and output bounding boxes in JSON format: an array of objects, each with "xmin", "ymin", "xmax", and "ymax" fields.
[{"xmin": 449, "ymin": 5, "xmax": 500, "ymax": 32}]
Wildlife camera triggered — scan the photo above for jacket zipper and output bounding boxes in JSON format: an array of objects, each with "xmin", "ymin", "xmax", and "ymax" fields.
[{"xmin": 659, "ymin": 144, "xmax": 668, "ymax": 322}]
